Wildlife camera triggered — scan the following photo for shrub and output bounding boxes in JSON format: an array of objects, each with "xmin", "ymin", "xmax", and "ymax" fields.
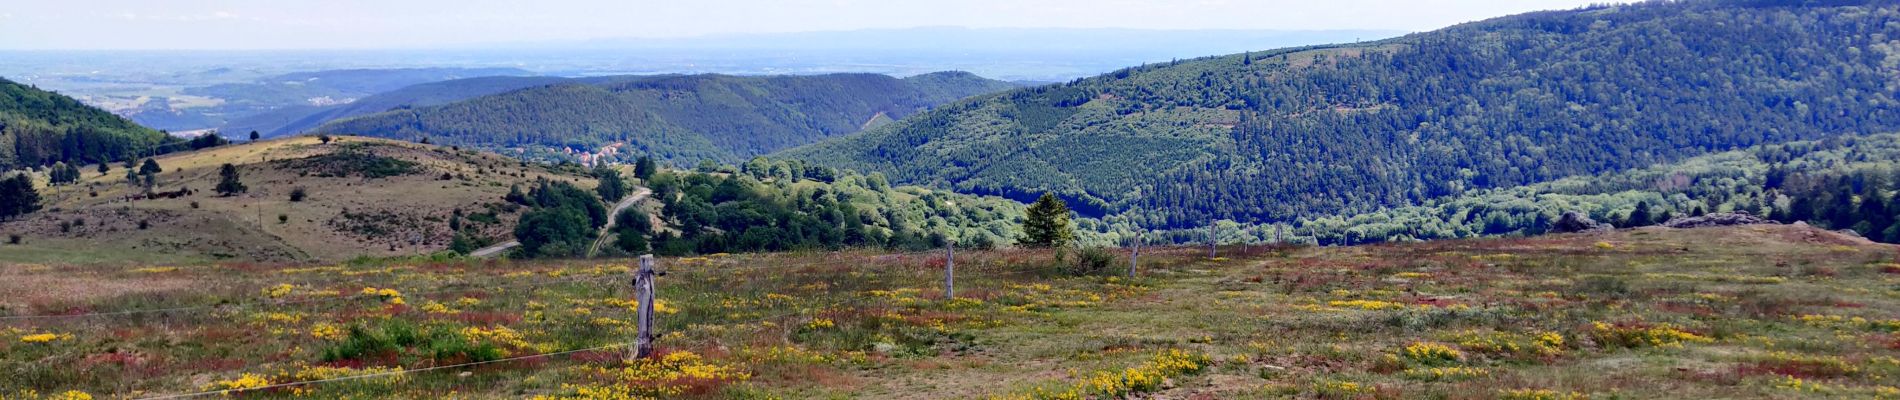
[
  {"xmin": 1589, "ymin": 321, "xmax": 1712, "ymax": 348},
  {"xmin": 1400, "ymin": 342, "xmax": 1464, "ymax": 366},
  {"xmin": 190, "ymin": 201, "xmax": 200, "ymax": 209},
  {"xmin": 138, "ymin": 220, "xmax": 149, "ymax": 230},
  {"xmin": 1574, "ymin": 276, "xmax": 1629, "ymax": 297},
  {"xmin": 278, "ymin": 214, "xmax": 289, "ymax": 224},
  {"xmin": 6, "ymin": 234, "xmax": 19, "ymax": 244},
  {"xmin": 320, "ymin": 320, "xmax": 501, "ymax": 363},
  {"xmin": 1059, "ymin": 247, "xmax": 1120, "ymax": 276},
  {"xmin": 289, "ymin": 187, "xmax": 308, "ymax": 202}
]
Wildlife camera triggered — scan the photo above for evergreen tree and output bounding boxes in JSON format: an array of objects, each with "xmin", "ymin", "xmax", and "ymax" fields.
[
  {"xmin": 1858, "ymin": 185, "xmax": 1890, "ymax": 233},
  {"xmin": 1021, "ymin": 192, "xmax": 1074, "ymax": 248},
  {"xmin": 250, "ymin": 130, "xmax": 261, "ymax": 141},
  {"xmin": 139, "ymin": 159, "xmax": 161, "ymax": 175},
  {"xmin": 634, "ymin": 155, "xmax": 657, "ymax": 181},
  {"xmin": 215, "ymin": 163, "xmax": 247, "ymax": 196},
  {"xmin": 0, "ymin": 174, "xmax": 41, "ymax": 220},
  {"xmin": 1627, "ymin": 201, "xmax": 1653, "ymax": 227},
  {"xmin": 96, "ymin": 161, "xmax": 108, "ymax": 176}
]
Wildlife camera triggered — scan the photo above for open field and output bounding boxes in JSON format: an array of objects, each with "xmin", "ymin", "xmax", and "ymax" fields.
[
  {"xmin": 4, "ymin": 224, "xmax": 1900, "ymax": 399},
  {"xmin": 0, "ymin": 136, "xmax": 601, "ymax": 264}
]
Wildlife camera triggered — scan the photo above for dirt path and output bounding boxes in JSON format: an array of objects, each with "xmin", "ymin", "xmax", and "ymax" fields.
[
  {"xmin": 469, "ymin": 187, "xmax": 649, "ymax": 258},
  {"xmin": 586, "ymin": 187, "xmax": 651, "ymax": 257}
]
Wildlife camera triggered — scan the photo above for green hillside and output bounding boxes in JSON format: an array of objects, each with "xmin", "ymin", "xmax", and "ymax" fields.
[
  {"xmin": 1175, "ymin": 132, "xmax": 1900, "ymax": 246},
  {"xmin": 315, "ymin": 71, "xmax": 1018, "ymax": 164},
  {"xmin": 0, "ymin": 77, "xmax": 179, "ymax": 169},
  {"xmin": 781, "ymin": 0, "xmax": 1900, "ymax": 228},
  {"xmin": 221, "ymin": 75, "xmax": 573, "ymax": 137}
]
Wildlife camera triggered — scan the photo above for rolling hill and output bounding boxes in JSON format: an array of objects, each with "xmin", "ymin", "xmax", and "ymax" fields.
[
  {"xmin": 127, "ymin": 67, "xmax": 538, "ymax": 132},
  {"xmin": 1, "ymin": 77, "xmax": 179, "ymax": 169},
  {"xmin": 220, "ymin": 75, "xmax": 573, "ymax": 138},
  {"xmin": 0, "ymin": 136, "xmax": 602, "ymax": 264},
  {"xmin": 780, "ymin": 0, "xmax": 1900, "ymax": 229},
  {"xmin": 1187, "ymin": 132, "xmax": 1900, "ymax": 246},
  {"xmin": 314, "ymin": 71, "xmax": 1020, "ymax": 164}
]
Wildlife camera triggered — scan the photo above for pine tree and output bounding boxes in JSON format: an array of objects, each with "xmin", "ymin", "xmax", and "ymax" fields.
[
  {"xmin": 0, "ymin": 174, "xmax": 41, "ymax": 221},
  {"xmin": 1627, "ymin": 201, "xmax": 1653, "ymax": 227},
  {"xmin": 139, "ymin": 159, "xmax": 161, "ymax": 175},
  {"xmin": 1021, "ymin": 192, "xmax": 1074, "ymax": 248},
  {"xmin": 634, "ymin": 155, "xmax": 657, "ymax": 181},
  {"xmin": 96, "ymin": 161, "xmax": 108, "ymax": 176},
  {"xmin": 215, "ymin": 163, "xmax": 247, "ymax": 196}
]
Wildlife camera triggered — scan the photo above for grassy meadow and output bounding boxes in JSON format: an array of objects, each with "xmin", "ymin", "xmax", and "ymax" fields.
[
  {"xmin": 1, "ymin": 136, "xmax": 600, "ymax": 264},
  {"xmin": 3, "ymin": 224, "xmax": 1900, "ymax": 399}
]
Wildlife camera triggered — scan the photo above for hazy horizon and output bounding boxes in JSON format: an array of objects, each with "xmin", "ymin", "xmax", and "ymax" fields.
[{"xmin": 4, "ymin": 0, "xmax": 1621, "ymax": 51}]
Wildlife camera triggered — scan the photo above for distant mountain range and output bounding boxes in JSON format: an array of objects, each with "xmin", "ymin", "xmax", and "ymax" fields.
[
  {"xmin": 315, "ymin": 71, "xmax": 1021, "ymax": 163},
  {"xmin": 780, "ymin": 0, "xmax": 1900, "ymax": 228}
]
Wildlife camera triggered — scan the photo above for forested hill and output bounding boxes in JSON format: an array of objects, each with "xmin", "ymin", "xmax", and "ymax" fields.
[
  {"xmin": 779, "ymin": 0, "xmax": 1900, "ymax": 229},
  {"xmin": 1, "ymin": 77, "xmax": 177, "ymax": 169},
  {"xmin": 315, "ymin": 71, "xmax": 1019, "ymax": 163},
  {"xmin": 224, "ymin": 75, "xmax": 574, "ymax": 138}
]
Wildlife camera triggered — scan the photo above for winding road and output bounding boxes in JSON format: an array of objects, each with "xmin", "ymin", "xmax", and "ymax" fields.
[{"xmin": 468, "ymin": 187, "xmax": 650, "ymax": 258}]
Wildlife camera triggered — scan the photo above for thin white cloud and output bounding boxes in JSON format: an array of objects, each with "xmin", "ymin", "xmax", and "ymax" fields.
[{"xmin": 113, "ymin": 11, "xmax": 243, "ymax": 22}]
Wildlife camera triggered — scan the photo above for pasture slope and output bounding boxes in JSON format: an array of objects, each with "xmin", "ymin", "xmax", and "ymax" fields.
[
  {"xmin": 3, "ymin": 224, "xmax": 1898, "ymax": 398},
  {"xmin": 0, "ymin": 136, "xmax": 603, "ymax": 264}
]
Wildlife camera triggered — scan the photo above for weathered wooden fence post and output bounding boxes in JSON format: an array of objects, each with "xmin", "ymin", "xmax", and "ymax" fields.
[
  {"xmin": 1129, "ymin": 235, "xmax": 1141, "ymax": 278},
  {"xmin": 1208, "ymin": 223, "xmax": 1218, "ymax": 259},
  {"xmin": 632, "ymin": 255, "xmax": 657, "ymax": 359},
  {"xmin": 944, "ymin": 242, "xmax": 955, "ymax": 299}
]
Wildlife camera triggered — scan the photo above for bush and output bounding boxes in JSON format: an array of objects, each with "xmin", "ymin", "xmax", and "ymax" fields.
[
  {"xmin": 6, "ymin": 234, "xmax": 19, "ymax": 244},
  {"xmin": 190, "ymin": 201, "xmax": 200, "ymax": 209},
  {"xmin": 1060, "ymin": 247, "xmax": 1120, "ymax": 276},
  {"xmin": 1575, "ymin": 276, "xmax": 1630, "ymax": 297},
  {"xmin": 320, "ymin": 320, "xmax": 502, "ymax": 363},
  {"xmin": 278, "ymin": 214, "xmax": 289, "ymax": 224},
  {"xmin": 138, "ymin": 220, "xmax": 149, "ymax": 230},
  {"xmin": 289, "ymin": 187, "xmax": 308, "ymax": 202}
]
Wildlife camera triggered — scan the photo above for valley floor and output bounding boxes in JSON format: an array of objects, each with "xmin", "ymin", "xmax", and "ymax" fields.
[{"xmin": 3, "ymin": 224, "xmax": 1899, "ymax": 399}]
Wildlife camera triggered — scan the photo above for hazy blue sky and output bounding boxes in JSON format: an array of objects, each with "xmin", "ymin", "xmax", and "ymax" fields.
[{"xmin": 2, "ymin": 0, "xmax": 1621, "ymax": 50}]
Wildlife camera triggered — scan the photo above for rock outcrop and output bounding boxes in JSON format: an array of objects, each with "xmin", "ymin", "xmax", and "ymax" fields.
[{"xmin": 1661, "ymin": 212, "xmax": 1772, "ymax": 229}]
